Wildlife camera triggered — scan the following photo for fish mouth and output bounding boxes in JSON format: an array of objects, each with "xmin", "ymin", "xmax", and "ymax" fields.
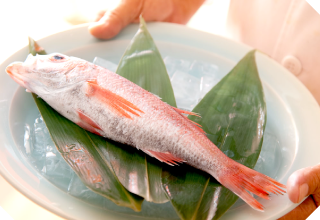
[{"xmin": 6, "ymin": 62, "xmax": 26, "ymax": 88}]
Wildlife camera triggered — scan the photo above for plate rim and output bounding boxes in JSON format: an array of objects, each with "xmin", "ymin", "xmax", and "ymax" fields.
[{"xmin": 0, "ymin": 22, "xmax": 319, "ymax": 220}]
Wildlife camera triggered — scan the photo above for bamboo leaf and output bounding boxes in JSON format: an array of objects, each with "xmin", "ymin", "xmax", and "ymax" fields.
[
  {"xmin": 32, "ymin": 94, "xmax": 143, "ymax": 211},
  {"xmin": 96, "ymin": 140, "xmax": 170, "ymax": 203},
  {"xmin": 28, "ymin": 36, "xmax": 46, "ymax": 55},
  {"xmin": 116, "ymin": 16, "xmax": 176, "ymax": 107},
  {"xmin": 29, "ymin": 39, "xmax": 143, "ymax": 211},
  {"xmin": 102, "ymin": 16, "xmax": 175, "ymax": 203},
  {"xmin": 162, "ymin": 50, "xmax": 266, "ymax": 220}
]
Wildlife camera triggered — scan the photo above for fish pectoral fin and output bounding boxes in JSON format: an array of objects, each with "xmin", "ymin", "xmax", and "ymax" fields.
[
  {"xmin": 144, "ymin": 150, "xmax": 185, "ymax": 166},
  {"xmin": 85, "ymin": 81, "xmax": 144, "ymax": 119}
]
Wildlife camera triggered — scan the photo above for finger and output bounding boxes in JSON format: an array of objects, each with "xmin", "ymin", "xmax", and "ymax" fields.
[
  {"xmin": 164, "ymin": 0, "xmax": 206, "ymax": 24},
  {"xmin": 287, "ymin": 164, "xmax": 320, "ymax": 204},
  {"xmin": 89, "ymin": 0, "xmax": 143, "ymax": 39},
  {"xmin": 94, "ymin": 10, "xmax": 107, "ymax": 22},
  {"xmin": 312, "ymin": 193, "xmax": 320, "ymax": 207},
  {"xmin": 140, "ymin": 0, "xmax": 173, "ymax": 22}
]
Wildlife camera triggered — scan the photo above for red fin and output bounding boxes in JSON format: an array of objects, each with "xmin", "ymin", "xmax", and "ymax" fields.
[
  {"xmin": 172, "ymin": 107, "xmax": 201, "ymax": 117},
  {"xmin": 182, "ymin": 115, "xmax": 206, "ymax": 134},
  {"xmin": 77, "ymin": 109, "xmax": 101, "ymax": 130},
  {"xmin": 173, "ymin": 107, "xmax": 205, "ymax": 133},
  {"xmin": 218, "ymin": 162, "xmax": 286, "ymax": 211},
  {"xmin": 77, "ymin": 121, "xmax": 102, "ymax": 136},
  {"xmin": 86, "ymin": 81, "xmax": 144, "ymax": 119},
  {"xmin": 145, "ymin": 150, "xmax": 185, "ymax": 166}
]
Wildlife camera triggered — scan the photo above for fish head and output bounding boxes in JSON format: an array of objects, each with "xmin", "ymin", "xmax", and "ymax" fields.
[{"xmin": 6, "ymin": 53, "xmax": 90, "ymax": 94}]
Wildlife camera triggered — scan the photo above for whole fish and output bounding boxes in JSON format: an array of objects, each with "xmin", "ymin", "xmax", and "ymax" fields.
[{"xmin": 6, "ymin": 53, "xmax": 285, "ymax": 211}]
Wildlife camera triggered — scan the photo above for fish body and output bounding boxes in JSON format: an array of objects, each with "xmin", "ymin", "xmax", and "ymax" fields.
[{"xmin": 6, "ymin": 53, "xmax": 285, "ymax": 211}]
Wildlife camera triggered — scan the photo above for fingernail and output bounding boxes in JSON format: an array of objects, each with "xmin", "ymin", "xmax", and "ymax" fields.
[{"xmin": 298, "ymin": 183, "xmax": 308, "ymax": 202}]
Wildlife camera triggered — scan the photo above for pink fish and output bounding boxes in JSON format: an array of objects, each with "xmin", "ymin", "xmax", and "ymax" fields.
[{"xmin": 6, "ymin": 53, "xmax": 285, "ymax": 211}]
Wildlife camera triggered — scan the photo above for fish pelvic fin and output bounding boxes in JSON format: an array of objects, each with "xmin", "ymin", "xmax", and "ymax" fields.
[
  {"xmin": 77, "ymin": 109, "xmax": 101, "ymax": 130},
  {"xmin": 76, "ymin": 109, "xmax": 103, "ymax": 136},
  {"xmin": 144, "ymin": 150, "xmax": 185, "ymax": 166},
  {"xmin": 86, "ymin": 81, "xmax": 144, "ymax": 119},
  {"xmin": 77, "ymin": 121, "xmax": 102, "ymax": 136},
  {"xmin": 217, "ymin": 162, "xmax": 286, "ymax": 212}
]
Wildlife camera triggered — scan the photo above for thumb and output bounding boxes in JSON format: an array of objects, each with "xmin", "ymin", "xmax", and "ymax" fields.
[
  {"xmin": 287, "ymin": 164, "xmax": 320, "ymax": 206},
  {"xmin": 89, "ymin": 0, "xmax": 143, "ymax": 39}
]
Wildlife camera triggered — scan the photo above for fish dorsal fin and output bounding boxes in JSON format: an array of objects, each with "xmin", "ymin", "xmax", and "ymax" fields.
[
  {"xmin": 86, "ymin": 81, "xmax": 144, "ymax": 119},
  {"xmin": 144, "ymin": 150, "xmax": 185, "ymax": 166},
  {"xmin": 182, "ymin": 115, "xmax": 206, "ymax": 134},
  {"xmin": 172, "ymin": 107, "xmax": 205, "ymax": 134},
  {"xmin": 172, "ymin": 107, "xmax": 201, "ymax": 117}
]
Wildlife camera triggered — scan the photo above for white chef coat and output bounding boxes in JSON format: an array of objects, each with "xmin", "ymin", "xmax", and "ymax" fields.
[{"xmin": 226, "ymin": 0, "xmax": 320, "ymax": 104}]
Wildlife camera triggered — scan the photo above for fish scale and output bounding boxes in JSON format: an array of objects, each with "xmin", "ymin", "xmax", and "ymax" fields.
[{"xmin": 6, "ymin": 53, "xmax": 286, "ymax": 211}]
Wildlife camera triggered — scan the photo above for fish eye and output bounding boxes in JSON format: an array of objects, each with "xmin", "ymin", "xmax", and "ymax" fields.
[
  {"xmin": 49, "ymin": 54, "xmax": 67, "ymax": 62},
  {"xmin": 53, "ymin": 55, "xmax": 64, "ymax": 60}
]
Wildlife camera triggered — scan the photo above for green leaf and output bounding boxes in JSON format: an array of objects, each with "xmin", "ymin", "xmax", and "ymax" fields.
[
  {"xmin": 103, "ymin": 16, "xmax": 175, "ymax": 203},
  {"xmin": 162, "ymin": 50, "xmax": 266, "ymax": 220},
  {"xmin": 116, "ymin": 16, "xmax": 176, "ymax": 107},
  {"xmin": 97, "ymin": 140, "xmax": 169, "ymax": 203},
  {"xmin": 29, "ymin": 38, "xmax": 143, "ymax": 211},
  {"xmin": 32, "ymin": 94, "xmax": 143, "ymax": 211},
  {"xmin": 28, "ymin": 36, "xmax": 46, "ymax": 55}
]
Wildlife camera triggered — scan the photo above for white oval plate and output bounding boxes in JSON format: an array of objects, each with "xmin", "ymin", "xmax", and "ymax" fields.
[{"xmin": 0, "ymin": 23, "xmax": 320, "ymax": 220}]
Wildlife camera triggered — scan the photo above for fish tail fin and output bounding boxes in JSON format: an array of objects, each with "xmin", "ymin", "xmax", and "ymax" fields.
[{"xmin": 217, "ymin": 162, "xmax": 286, "ymax": 212}]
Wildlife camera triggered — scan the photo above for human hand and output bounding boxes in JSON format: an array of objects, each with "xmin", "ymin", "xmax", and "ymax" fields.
[
  {"xmin": 89, "ymin": 0, "xmax": 205, "ymax": 39},
  {"xmin": 278, "ymin": 165, "xmax": 320, "ymax": 220}
]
